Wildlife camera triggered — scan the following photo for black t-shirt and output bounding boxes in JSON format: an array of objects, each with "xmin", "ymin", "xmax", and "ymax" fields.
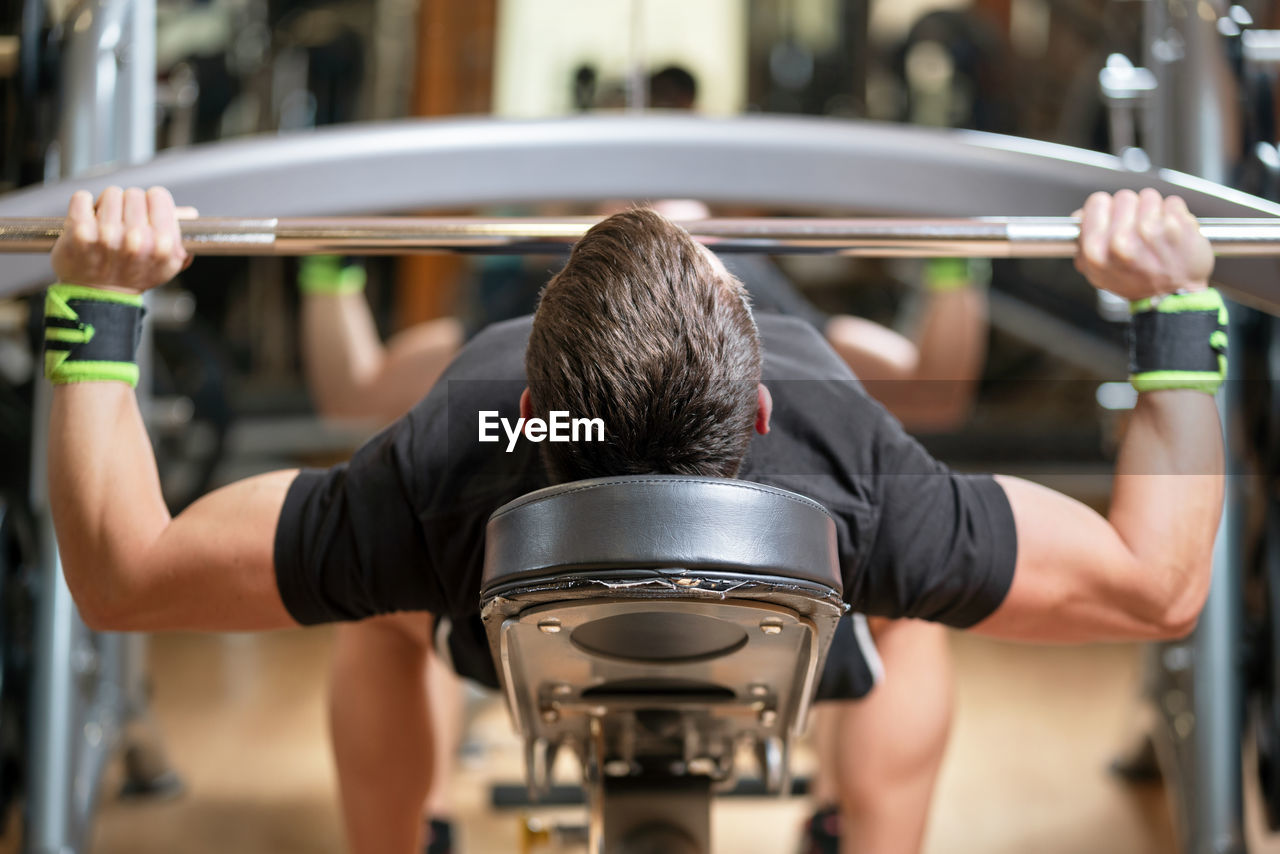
[{"xmin": 274, "ymin": 313, "xmax": 1017, "ymax": 627}]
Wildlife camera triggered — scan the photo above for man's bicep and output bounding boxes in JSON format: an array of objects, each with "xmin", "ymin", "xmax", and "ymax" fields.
[
  {"xmin": 136, "ymin": 470, "xmax": 299, "ymax": 631},
  {"xmin": 971, "ymin": 475, "xmax": 1154, "ymax": 642}
]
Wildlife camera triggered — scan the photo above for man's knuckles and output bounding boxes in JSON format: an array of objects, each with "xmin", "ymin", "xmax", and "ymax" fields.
[
  {"xmin": 153, "ymin": 233, "xmax": 173, "ymax": 258},
  {"xmin": 98, "ymin": 224, "xmax": 122, "ymax": 251},
  {"xmin": 1111, "ymin": 190, "xmax": 1140, "ymax": 219},
  {"xmin": 1109, "ymin": 232, "xmax": 1138, "ymax": 264},
  {"xmin": 123, "ymin": 230, "xmax": 146, "ymax": 256},
  {"xmin": 1138, "ymin": 216, "xmax": 1163, "ymax": 246},
  {"xmin": 1082, "ymin": 241, "xmax": 1108, "ymax": 267}
]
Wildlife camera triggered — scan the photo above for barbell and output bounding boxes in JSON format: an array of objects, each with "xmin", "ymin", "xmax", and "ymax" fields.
[{"xmin": 3, "ymin": 215, "xmax": 1280, "ymax": 257}]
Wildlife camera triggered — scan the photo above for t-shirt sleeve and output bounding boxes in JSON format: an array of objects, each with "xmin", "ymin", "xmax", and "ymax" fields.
[
  {"xmin": 857, "ymin": 419, "xmax": 1018, "ymax": 628},
  {"xmin": 273, "ymin": 415, "xmax": 445, "ymax": 624}
]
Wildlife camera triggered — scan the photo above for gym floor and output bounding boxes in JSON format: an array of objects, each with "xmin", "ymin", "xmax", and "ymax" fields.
[{"xmin": 45, "ymin": 627, "xmax": 1273, "ymax": 854}]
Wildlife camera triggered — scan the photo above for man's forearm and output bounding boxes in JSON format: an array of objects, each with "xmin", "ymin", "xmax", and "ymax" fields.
[
  {"xmin": 1106, "ymin": 389, "xmax": 1224, "ymax": 626},
  {"xmin": 303, "ymin": 292, "xmax": 463, "ymax": 423},
  {"xmin": 49, "ymin": 383, "xmax": 171, "ymax": 624},
  {"xmin": 833, "ymin": 287, "xmax": 988, "ymax": 430},
  {"xmin": 301, "ymin": 292, "xmax": 387, "ymax": 418},
  {"xmin": 42, "ymin": 185, "xmax": 300, "ymax": 632},
  {"xmin": 973, "ymin": 190, "xmax": 1223, "ymax": 642},
  {"xmin": 901, "ymin": 286, "xmax": 988, "ymax": 428},
  {"xmin": 983, "ymin": 390, "xmax": 1222, "ymax": 642}
]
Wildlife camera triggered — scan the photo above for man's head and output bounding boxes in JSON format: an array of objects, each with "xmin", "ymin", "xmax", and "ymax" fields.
[
  {"xmin": 525, "ymin": 208, "xmax": 766, "ymax": 483},
  {"xmin": 648, "ymin": 65, "xmax": 698, "ymax": 110}
]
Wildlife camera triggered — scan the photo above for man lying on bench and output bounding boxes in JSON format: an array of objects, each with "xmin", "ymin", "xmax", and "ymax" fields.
[{"xmin": 42, "ymin": 185, "xmax": 1221, "ymax": 854}]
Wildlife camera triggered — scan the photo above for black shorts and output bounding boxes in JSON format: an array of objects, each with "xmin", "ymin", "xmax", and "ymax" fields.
[{"xmin": 440, "ymin": 611, "xmax": 881, "ymax": 703}]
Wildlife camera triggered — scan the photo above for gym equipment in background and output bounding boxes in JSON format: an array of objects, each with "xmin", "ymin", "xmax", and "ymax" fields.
[{"xmin": 1, "ymin": 114, "xmax": 1279, "ymax": 310}]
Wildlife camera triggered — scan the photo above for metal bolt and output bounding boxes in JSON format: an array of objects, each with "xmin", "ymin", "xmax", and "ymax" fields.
[
  {"xmin": 541, "ymin": 709, "xmax": 560, "ymax": 724},
  {"xmin": 71, "ymin": 643, "xmax": 98, "ymax": 677},
  {"xmin": 1174, "ymin": 711, "xmax": 1196, "ymax": 740},
  {"xmin": 551, "ymin": 683, "xmax": 574, "ymax": 697},
  {"xmin": 760, "ymin": 619, "xmax": 784, "ymax": 635},
  {"xmin": 538, "ymin": 619, "xmax": 562, "ymax": 634},
  {"xmin": 1163, "ymin": 689, "xmax": 1188, "ymax": 716},
  {"xmin": 1162, "ymin": 644, "xmax": 1192, "ymax": 673},
  {"xmin": 760, "ymin": 709, "xmax": 779, "ymax": 727},
  {"xmin": 749, "ymin": 684, "xmax": 768, "ymax": 698}
]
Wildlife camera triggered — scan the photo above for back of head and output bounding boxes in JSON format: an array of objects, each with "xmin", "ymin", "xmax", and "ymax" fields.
[
  {"xmin": 648, "ymin": 65, "xmax": 698, "ymax": 110},
  {"xmin": 526, "ymin": 209, "xmax": 761, "ymax": 482}
]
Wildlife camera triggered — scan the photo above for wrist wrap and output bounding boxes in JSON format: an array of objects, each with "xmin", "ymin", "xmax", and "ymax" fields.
[
  {"xmin": 44, "ymin": 284, "xmax": 144, "ymax": 387},
  {"xmin": 1128, "ymin": 288, "xmax": 1228, "ymax": 394},
  {"xmin": 299, "ymin": 255, "xmax": 366, "ymax": 295},
  {"xmin": 924, "ymin": 257, "xmax": 991, "ymax": 293}
]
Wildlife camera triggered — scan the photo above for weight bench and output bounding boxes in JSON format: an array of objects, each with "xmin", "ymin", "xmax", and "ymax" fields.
[{"xmin": 480, "ymin": 476, "xmax": 847, "ymax": 854}]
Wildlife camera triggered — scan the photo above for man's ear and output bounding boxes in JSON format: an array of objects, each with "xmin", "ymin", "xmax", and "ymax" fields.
[
  {"xmin": 520, "ymin": 387, "xmax": 534, "ymax": 421},
  {"xmin": 755, "ymin": 383, "xmax": 773, "ymax": 435}
]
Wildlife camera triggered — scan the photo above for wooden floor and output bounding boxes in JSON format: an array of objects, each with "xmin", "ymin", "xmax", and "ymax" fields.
[
  {"xmin": 0, "ymin": 627, "xmax": 1266, "ymax": 852},
  {"xmin": 21, "ymin": 627, "xmax": 1241, "ymax": 854}
]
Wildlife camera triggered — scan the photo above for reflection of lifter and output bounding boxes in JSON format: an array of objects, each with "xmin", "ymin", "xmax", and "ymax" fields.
[{"xmin": 298, "ymin": 207, "xmax": 988, "ymax": 854}]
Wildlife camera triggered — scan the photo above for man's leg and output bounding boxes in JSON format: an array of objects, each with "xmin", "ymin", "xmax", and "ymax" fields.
[
  {"xmin": 330, "ymin": 612, "xmax": 435, "ymax": 854},
  {"xmin": 422, "ymin": 648, "xmax": 466, "ymax": 851},
  {"xmin": 808, "ymin": 618, "xmax": 954, "ymax": 854}
]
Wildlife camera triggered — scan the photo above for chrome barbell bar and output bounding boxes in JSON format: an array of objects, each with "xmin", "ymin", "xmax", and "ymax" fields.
[{"xmin": 3, "ymin": 215, "xmax": 1280, "ymax": 257}]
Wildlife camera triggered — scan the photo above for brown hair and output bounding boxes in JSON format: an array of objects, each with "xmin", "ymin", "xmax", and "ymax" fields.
[{"xmin": 526, "ymin": 208, "xmax": 761, "ymax": 482}]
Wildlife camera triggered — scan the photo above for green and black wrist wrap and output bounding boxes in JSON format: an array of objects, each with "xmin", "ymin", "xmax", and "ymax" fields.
[
  {"xmin": 1128, "ymin": 288, "xmax": 1228, "ymax": 394},
  {"xmin": 43, "ymin": 284, "xmax": 145, "ymax": 387},
  {"xmin": 298, "ymin": 255, "xmax": 366, "ymax": 295},
  {"xmin": 924, "ymin": 257, "xmax": 991, "ymax": 293}
]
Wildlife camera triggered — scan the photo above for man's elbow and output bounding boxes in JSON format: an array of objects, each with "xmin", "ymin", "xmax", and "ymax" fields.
[
  {"xmin": 899, "ymin": 398, "xmax": 974, "ymax": 434},
  {"xmin": 313, "ymin": 391, "xmax": 363, "ymax": 420},
  {"xmin": 890, "ymin": 380, "xmax": 978, "ymax": 434},
  {"xmin": 1148, "ymin": 597, "xmax": 1203, "ymax": 640},
  {"xmin": 1142, "ymin": 559, "xmax": 1213, "ymax": 640},
  {"xmin": 64, "ymin": 566, "xmax": 146, "ymax": 632},
  {"xmin": 312, "ymin": 387, "xmax": 390, "ymax": 422},
  {"xmin": 75, "ymin": 591, "xmax": 137, "ymax": 632}
]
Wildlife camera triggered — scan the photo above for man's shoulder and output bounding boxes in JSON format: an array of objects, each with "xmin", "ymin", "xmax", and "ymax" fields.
[
  {"xmin": 402, "ymin": 315, "xmax": 530, "ymax": 416},
  {"xmin": 756, "ymin": 314, "xmax": 858, "ymax": 383},
  {"xmin": 469, "ymin": 314, "xmax": 534, "ymax": 345},
  {"xmin": 451, "ymin": 316, "xmax": 534, "ymax": 377},
  {"xmin": 405, "ymin": 314, "xmax": 543, "ymax": 515},
  {"xmin": 745, "ymin": 314, "xmax": 890, "ymax": 483}
]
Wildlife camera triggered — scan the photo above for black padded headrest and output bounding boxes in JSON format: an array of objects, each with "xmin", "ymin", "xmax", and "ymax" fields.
[{"xmin": 481, "ymin": 476, "xmax": 841, "ymax": 593}]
